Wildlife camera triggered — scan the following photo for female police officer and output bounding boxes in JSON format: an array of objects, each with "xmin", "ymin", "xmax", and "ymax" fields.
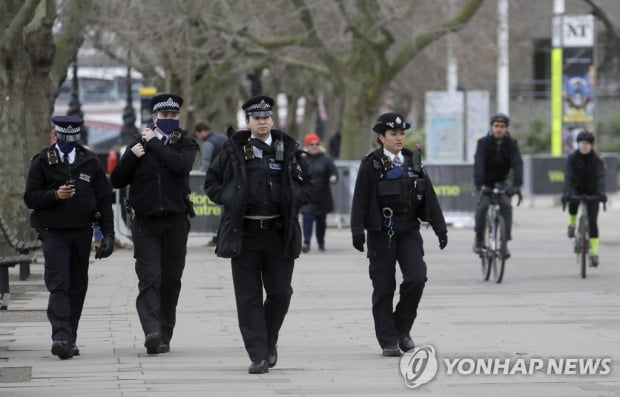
[{"xmin": 350, "ymin": 112, "xmax": 447, "ymax": 357}]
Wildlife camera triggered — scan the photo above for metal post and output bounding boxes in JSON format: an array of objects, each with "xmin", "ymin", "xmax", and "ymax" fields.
[
  {"xmin": 497, "ymin": 0, "xmax": 510, "ymax": 114},
  {"xmin": 120, "ymin": 57, "xmax": 138, "ymax": 144},
  {"xmin": 67, "ymin": 60, "xmax": 89, "ymax": 145}
]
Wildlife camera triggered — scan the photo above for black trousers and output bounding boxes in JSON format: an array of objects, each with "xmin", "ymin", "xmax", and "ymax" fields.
[
  {"xmin": 132, "ymin": 214, "xmax": 189, "ymax": 343},
  {"xmin": 41, "ymin": 228, "xmax": 93, "ymax": 343},
  {"xmin": 231, "ymin": 225, "xmax": 294, "ymax": 362},
  {"xmin": 367, "ymin": 227, "xmax": 427, "ymax": 348},
  {"xmin": 568, "ymin": 199, "xmax": 600, "ymax": 238},
  {"xmin": 475, "ymin": 193, "xmax": 513, "ymax": 239}
]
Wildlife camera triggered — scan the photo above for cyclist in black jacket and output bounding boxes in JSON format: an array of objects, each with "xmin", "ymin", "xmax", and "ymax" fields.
[
  {"xmin": 473, "ymin": 113, "xmax": 523, "ymax": 257},
  {"xmin": 561, "ymin": 130, "xmax": 606, "ymax": 267},
  {"xmin": 351, "ymin": 112, "xmax": 447, "ymax": 357}
]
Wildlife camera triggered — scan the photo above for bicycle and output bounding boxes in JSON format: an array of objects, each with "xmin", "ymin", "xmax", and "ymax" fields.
[
  {"xmin": 478, "ymin": 185, "xmax": 521, "ymax": 283},
  {"xmin": 564, "ymin": 195, "xmax": 605, "ymax": 279}
]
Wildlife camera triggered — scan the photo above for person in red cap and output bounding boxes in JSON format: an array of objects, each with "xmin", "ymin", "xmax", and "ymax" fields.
[{"xmin": 300, "ymin": 133, "xmax": 338, "ymax": 252}]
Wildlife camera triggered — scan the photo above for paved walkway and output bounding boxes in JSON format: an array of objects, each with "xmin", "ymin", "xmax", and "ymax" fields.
[{"xmin": 1, "ymin": 202, "xmax": 620, "ymax": 396}]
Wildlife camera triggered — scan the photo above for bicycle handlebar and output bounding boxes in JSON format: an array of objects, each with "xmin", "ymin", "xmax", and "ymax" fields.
[
  {"xmin": 562, "ymin": 194, "xmax": 606, "ymax": 212},
  {"xmin": 481, "ymin": 186, "xmax": 522, "ymax": 206}
]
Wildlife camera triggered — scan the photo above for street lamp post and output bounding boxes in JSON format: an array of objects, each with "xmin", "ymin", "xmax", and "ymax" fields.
[
  {"xmin": 67, "ymin": 60, "xmax": 89, "ymax": 145},
  {"xmin": 120, "ymin": 61, "xmax": 138, "ymax": 145}
]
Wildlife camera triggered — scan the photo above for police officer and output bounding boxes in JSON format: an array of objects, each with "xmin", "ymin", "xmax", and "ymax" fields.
[
  {"xmin": 350, "ymin": 112, "xmax": 447, "ymax": 357},
  {"xmin": 24, "ymin": 116, "xmax": 114, "ymax": 359},
  {"xmin": 473, "ymin": 113, "xmax": 523, "ymax": 256},
  {"xmin": 204, "ymin": 95, "xmax": 311, "ymax": 374},
  {"xmin": 110, "ymin": 93, "xmax": 198, "ymax": 355}
]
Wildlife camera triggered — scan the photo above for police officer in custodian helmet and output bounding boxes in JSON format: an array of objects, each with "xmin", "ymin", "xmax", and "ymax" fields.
[
  {"xmin": 24, "ymin": 115, "xmax": 115, "ymax": 359},
  {"xmin": 350, "ymin": 112, "xmax": 447, "ymax": 357}
]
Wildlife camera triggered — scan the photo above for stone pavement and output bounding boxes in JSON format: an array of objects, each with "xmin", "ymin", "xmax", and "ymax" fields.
[{"xmin": 1, "ymin": 201, "xmax": 620, "ymax": 396}]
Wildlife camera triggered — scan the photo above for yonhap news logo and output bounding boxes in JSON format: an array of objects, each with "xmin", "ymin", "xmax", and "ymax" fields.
[{"xmin": 400, "ymin": 345, "xmax": 612, "ymax": 389}]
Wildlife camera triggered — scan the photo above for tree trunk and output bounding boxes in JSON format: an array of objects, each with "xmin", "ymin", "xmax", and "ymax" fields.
[{"xmin": 0, "ymin": 0, "xmax": 90, "ymax": 254}]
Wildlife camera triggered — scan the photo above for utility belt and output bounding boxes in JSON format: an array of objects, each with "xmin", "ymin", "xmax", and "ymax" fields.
[
  {"xmin": 243, "ymin": 216, "xmax": 284, "ymax": 231},
  {"xmin": 146, "ymin": 210, "xmax": 182, "ymax": 218}
]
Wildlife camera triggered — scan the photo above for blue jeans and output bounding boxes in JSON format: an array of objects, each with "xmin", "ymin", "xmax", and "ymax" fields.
[{"xmin": 302, "ymin": 212, "xmax": 326, "ymax": 248}]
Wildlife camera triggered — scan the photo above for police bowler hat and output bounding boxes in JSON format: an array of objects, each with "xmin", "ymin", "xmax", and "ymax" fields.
[
  {"xmin": 372, "ymin": 112, "xmax": 411, "ymax": 133},
  {"xmin": 242, "ymin": 95, "xmax": 274, "ymax": 118},
  {"xmin": 52, "ymin": 115, "xmax": 83, "ymax": 142},
  {"xmin": 150, "ymin": 93, "xmax": 183, "ymax": 113}
]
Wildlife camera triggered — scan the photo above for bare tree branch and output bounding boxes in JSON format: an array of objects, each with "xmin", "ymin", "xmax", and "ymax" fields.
[
  {"xmin": 388, "ymin": 0, "xmax": 484, "ymax": 79},
  {"xmin": 50, "ymin": 0, "xmax": 93, "ymax": 90},
  {"xmin": 0, "ymin": 0, "xmax": 40, "ymax": 52}
]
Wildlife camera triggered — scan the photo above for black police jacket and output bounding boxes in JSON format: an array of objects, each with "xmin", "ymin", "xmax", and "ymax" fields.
[
  {"xmin": 564, "ymin": 151, "xmax": 605, "ymax": 196},
  {"xmin": 110, "ymin": 129, "xmax": 198, "ymax": 218},
  {"xmin": 204, "ymin": 129, "xmax": 312, "ymax": 259},
  {"xmin": 351, "ymin": 148, "xmax": 447, "ymax": 238},
  {"xmin": 473, "ymin": 133, "xmax": 523, "ymax": 190},
  {"xmin": 24, "ymin": 145, "xmax": 114, "ymax": 235}
]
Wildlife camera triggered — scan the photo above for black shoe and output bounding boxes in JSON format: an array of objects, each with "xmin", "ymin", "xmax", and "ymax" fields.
[
  {"xmin": 144, "ymin": 333, "xmax": 163, "ymax": 355},
  {"xmin": 248, "ymin": 360, "xmax": 269, "ymax": 374},
  {"xmin": 398, "ymin": 334, "xmax": 415, "ymax": 352},
  {"xmin": 158, "ymin": 343, "xmax": 170, "ymax": 353},
  {"xmin": 70, "ymin": 343, "xmax": 80, "ymax": 356},
  {"xmin": 382, "ymin": 345, "xmax": 402, "ymax": 357},
  {"xmin": 567, "ymin": 225, "xmax": 575, "ymax": 238},
  {"xmin": 473, "ymin": 234, "xmax": 484, "ymax": 255},
  {"xmin": 590, "ymin": 254, "xmax": 599, "ymax": 267},
  {"xmin": 301, "ymin": 244, "xmax": 310, "ymax": 253},
  {"xmin": 503, "ymin": 247, "xmax": 511, "ymax": 259},
  {"xmin": 267, "ymin": 346, "xmax": 278, "ymax": 368},
  {"xmin": 51, "ymin": 341, "xmax": 74, "ymax": 360}
]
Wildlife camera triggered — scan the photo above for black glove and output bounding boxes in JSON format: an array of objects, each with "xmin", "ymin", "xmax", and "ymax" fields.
[
  {"xmin": 599, "ymin": 193, "xmax": 607, "ymax": 203},
  {"xmin": 352, "ymin": 234, "xmax": 365, "ymax": 252},
  {"xmin": 95, "ymin": 234, "xmax": 114, "ymax": 259},
  {"xmin": 561, "ymin": 191, "xmax": 570, "ymax": 205},
  {"xmin": 507, "ymin": 186, "xmax": 521, "ymax": 197},
  {"xmin": 437, "ymin": 233, "xmax": 448, "ymax": 250}
]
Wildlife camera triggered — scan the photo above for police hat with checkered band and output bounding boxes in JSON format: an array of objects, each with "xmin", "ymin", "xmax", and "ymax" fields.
[
  {"xmin": 242, "ymin": 95, "xmax": 274, "ymax": 118},
  {"xmin": 150, "ymin": 93, "xmax": 184, "ymax": 113},
  {"xmin": 52, "ymin": 115, "xmax": 84, "ymax": 142},
  {"xmin": 372, "ymin": 112, "xmax": 411, "ymax": 134}
]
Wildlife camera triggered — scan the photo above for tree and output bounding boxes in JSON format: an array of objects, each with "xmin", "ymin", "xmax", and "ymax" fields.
[
  {"xmin": 0, "ymin": 0, "xmax": 92, "ymax": 250},
  {"xmin": 228, "ymin": 0, "xmax": 485, "ymax": 159}
]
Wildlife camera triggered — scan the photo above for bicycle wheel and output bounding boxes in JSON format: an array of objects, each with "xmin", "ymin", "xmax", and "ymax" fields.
[
  {"xmin": 481, "ymin": 223, "xmax": 492, "ymax": 281},
  {"xmin": 493, "ymin": 216, "xmax": 507, "ymax": 283},
  {"xmin": 578, "ymin": 215, "xmax": 588, "ymax": 279}
]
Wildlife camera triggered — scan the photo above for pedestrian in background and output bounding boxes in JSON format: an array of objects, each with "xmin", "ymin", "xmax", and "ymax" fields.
[
  {"xmin": 111, "ymin": 93, "xmax": 198, "ymax": 355},
  {"xmin": 24, "ymin": 115, "xmax": 115, "ymax": 359},
  {"xmin": 204, "ymin": 95, "xmax": 311, "ymax": 374},
  {"xmin": 300, "ymin": 132, "xmax": 338, "ymax": 252},
  {"xmin": 350, "ymin": 112, "xmax": 447, "ymax": 357}
]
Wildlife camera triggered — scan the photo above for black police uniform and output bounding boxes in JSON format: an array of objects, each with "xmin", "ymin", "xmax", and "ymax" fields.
[
  {"xmin": 351, "ymin": 113, "xmax": 447, "ymax": 355},
  {"xmin": 473, "ymin": 132, "xmax": 523, "ymax": 241},
  {"xmin": 204, "ymin": 95, "xmax": 311, "ymax": 372},
  {"xmin": 24, "ymin": 116, "xmax": 114, "ymax": 358},
  {"xmin": 110, "ymin": 94, "xmax": 198, "ymax": 352}
]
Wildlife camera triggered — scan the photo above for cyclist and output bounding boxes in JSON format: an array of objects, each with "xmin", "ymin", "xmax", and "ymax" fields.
[
  {"xmin": 473, "ymin": 113, "xmax": 523, "ymax": 257},
  {"xmin": 561, "ymin": 130, "xmax": 606, "ymax": 267}
]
